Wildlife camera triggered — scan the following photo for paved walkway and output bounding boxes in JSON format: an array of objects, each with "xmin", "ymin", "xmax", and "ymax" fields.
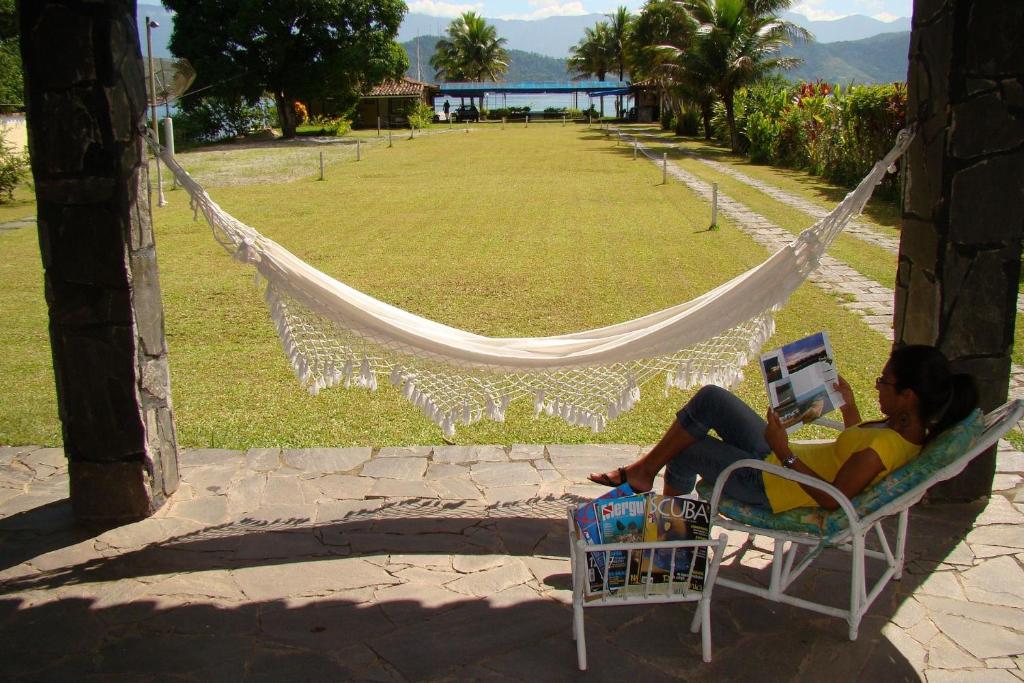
[{"xmin": 1, "ymin": 443, "xmax": 1022, "ymax": 681}]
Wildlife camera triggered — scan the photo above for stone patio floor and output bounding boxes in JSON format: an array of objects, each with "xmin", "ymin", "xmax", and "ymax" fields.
[{"xmin": 1, "ymin": 442, "xmax": 1023, "ymax": 682}]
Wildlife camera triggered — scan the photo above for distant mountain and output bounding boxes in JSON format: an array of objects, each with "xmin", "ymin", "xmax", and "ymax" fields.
[
  {"xmin": 402, "ymin": 36, "xmax": 570, "ymax": 83},
  {"xmin": 782, "ymin": 12, "xmax": 911, "ymax": 43},
  {"xmin": 400, "ymin": 13, "xmax": 605, "ymax": 58},
  {"xmin": 779, "ymin": 32, "xmax": 910, "ymax": 84}
]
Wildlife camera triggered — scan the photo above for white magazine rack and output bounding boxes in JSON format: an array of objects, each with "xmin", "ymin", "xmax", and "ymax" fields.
[{"xmin": 566, "ymin": 505, "xmax": 728, "ymax": 670}]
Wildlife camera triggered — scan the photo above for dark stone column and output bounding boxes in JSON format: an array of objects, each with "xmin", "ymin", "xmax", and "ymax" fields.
[
  {"xmin": 19, "ymin": 0, "xmax": 179, "ymax": 524},
  {"xmin": 895, "ymin": 0, "xmax": 1024, "ymax": 500}
]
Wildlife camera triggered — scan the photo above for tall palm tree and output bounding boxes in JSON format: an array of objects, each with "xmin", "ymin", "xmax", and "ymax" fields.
[
  {"xmin": 678, "ymin": 0, "xmax": 810, "ymax": 151},
  {"xmin": 605, "ymin": 6, "xmax": 633, "ymax": 116},
  {"xmin": 568, "ymin": 22, "xmax": 612, "ymax": 116},
  {"xmin": 430, "ymin": 12, "xmax": 509, "ymax": 111}
]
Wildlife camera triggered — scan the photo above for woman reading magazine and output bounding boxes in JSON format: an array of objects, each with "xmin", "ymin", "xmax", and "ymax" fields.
[{"xmin": 588, "ymin": 345, "xmax": 978, "ymax": 512}]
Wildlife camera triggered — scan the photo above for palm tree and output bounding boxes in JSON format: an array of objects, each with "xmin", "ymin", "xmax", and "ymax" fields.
[
  {"xmin": 430, "ymin": 12, "xmax": 509, "ymax": 111},
  {"xmin": 568, "ymin": 22, "xmax": 612, "ymax": 116},
  {"xmin": 605, "ymin": 6, "xmax": 633, "ymax": 116},
  {"xmin": 678, "ymin": 0, "xmax": 810, "ymax": 151},
  {"xmin": 628, "ymin": 0, "xmax": 701, "ymax": 131}
]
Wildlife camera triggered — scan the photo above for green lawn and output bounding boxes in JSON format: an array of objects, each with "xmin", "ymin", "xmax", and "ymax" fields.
[{"xmin": 0, "ymin": 125, "xmax": 899, "ymax": 447}]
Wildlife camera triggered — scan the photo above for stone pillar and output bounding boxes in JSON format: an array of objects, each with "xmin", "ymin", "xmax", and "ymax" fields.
[
  {"xmin": 19, "ymin": 0, "xmax": 179, "ymax": 524},
  {"xmin": 894, "ymin": 0, "xmax": 1024, "ymax": 500}
]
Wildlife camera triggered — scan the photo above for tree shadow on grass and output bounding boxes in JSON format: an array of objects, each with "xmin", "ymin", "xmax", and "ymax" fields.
[{"xmin": 0, "ymin": 493, "xmax": 982, "ymax": 681}]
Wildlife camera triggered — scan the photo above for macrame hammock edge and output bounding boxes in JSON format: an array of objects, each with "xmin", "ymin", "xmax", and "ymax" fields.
[{"xmin": 153, "ymin": 128, "xmax": 913, "ymax": 437}]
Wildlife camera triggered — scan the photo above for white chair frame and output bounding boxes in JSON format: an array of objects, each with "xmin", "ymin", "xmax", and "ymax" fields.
[
  {"xmin": 566, "ymin": 505, "xmax": 728, "ymax": 669},
  {"xmin": 701, "ymin": 399, "xmax": 1023, "ymax": 641}
]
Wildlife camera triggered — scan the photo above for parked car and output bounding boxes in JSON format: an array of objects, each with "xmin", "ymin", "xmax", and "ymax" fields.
[{"xmin": 452, "ymin": 104, "xmax": 479, "ymax": 123}]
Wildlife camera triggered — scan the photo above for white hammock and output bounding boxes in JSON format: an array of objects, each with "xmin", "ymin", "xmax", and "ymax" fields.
[{"xmin": 156, "ymin": 128, "xmax": 913, "ymax": 436}]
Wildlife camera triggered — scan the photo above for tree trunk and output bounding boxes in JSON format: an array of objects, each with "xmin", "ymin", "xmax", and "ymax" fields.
[
  {"xmin": 724, "ymin": 93, "xmax": 738, "ymax": 152},
  {"xmin": 19, "ymin": 0, "xmax": 180, "ymax": 525},
  {"xmin": 702, "ymin": 100, "xmax": 713, "ymax": 140},
  {"xmin": 894, "ymin": 0, "xmax": 1024, "ymax": 501},
  {"xmin": 275, "ymin": 91, "xmax": 297, "ymax": 138}
]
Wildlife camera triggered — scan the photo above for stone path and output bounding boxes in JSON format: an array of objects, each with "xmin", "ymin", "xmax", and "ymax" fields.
[
  {"xmin": 1, "ymin": 442, "xmax": 1022, "ymax": 681},
  {"xmin": 612, "ymin": 128, "xmax": 1024, "ymax": 400},
  {"xmin": 0, "ymin": 216, "xmax": 34, "ymax": 233}
]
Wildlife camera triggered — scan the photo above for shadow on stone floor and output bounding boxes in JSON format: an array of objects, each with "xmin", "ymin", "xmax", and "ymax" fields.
[{"xmin": 0, "ymin": 495, "xmax": 985, "ymax": 681}]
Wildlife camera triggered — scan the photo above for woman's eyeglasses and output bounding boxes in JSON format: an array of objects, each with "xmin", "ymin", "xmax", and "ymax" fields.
[{"xmin": 875, "ymin": 376, "xmax": 897, "ymax": 387}]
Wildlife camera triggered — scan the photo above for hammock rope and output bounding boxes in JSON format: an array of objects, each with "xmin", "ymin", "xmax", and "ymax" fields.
[{"xmin": 153, "ymin": 127, "xmax": 914, "ymax": 436}]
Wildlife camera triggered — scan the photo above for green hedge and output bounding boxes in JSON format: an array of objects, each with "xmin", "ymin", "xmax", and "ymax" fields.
[{"xmin": 710, "ymin": 79, "xmax": 907, "ymax": 195}]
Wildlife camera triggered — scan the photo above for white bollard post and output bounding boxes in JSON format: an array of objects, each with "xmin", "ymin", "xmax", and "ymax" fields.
[
  {"xmin": 711, "ymin": 182, "xmax": 719, "ymax": 228},
  {"xmin": 319, "ymin": 151, "xmax": 325, "ymax": 181},
  {"xmin": 388, "ymin": 129, "xmax": 393, "ymax": 148},
  {"xmin": 588, "ymin": 115, "xmax": 592, "ymax": 128},
  {"xmin": 502, "ymin": 116, "xmax": 505, "ymax": 130},
  {"xmin": 525, "ymin": 115, "xmax": 529, "ymax": 128},
  {"xmin": 356, "ymin": 139, "xmax": 361, "ymax": 161},
  {"xmin": 163, "ymin": 116, "xmax": 177, "ymax": 189},
  {"xmin": 662, "ymin": 152, "xmax": 667, "ymax": 184},
  {"xmin": 562, "ymin": 115, "xmax": 565, "ymax": 127},
  {"xmin": 410, "ymin": 126, "xmax": 415, "ymax": 139}
]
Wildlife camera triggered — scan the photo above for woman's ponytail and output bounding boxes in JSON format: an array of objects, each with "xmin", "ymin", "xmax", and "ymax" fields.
[{"xmin": 927, "ymin": 373, "xmax": 979, "ymax": 440}]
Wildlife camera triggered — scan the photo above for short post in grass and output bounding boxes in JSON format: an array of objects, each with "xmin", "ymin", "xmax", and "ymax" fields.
[
  {"xmin": 376, "ymin": 116, "xmax": 381, "ymax": 136},
  {"xmin": 562, "ymin": 115, "xmax": 565, "ymax": 127},
  {"xmin": 633, "ymin": 139, "xmax": 637, "ymax": 159},
  {"xmin": 319, "ymin": 151, "xmax": 325, "ymax": 181},
  {"xmin": 525, "ymin": 115, "xmax": 529, "ymax": 128},
  {"xmin": 388, "ymin": 129, "xmax": 393, "ymax": 148},
  {"xmin": 410, "ymin": 125, "xmax": 415, "ymax": 139},
  {"xmin": 710, "ymin": 182, "xmax": 719, "ymax": 229},
  {"xmin": 662, "ymin": 152, "xmax": 667, "ymax": 184},
  {"xmin": 501, "ymin": 116, "xmax": 505, "ymax": 129},
  {"xmin": 588, "ymin": 115, "xmax": 591, "ymax": 128},
  {"xmin": 356, "ymin": 139, "xmax": 361, "ymax": 161}
]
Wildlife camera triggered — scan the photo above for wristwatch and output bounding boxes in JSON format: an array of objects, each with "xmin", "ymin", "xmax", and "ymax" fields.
[{"xmin": 781, "ymin": 452, "xmax": 798, "ymax": 468}]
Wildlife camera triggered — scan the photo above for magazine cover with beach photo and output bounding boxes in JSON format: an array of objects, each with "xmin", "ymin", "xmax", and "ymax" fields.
[{"xmin": 760, "ymin": 331, "xmax": 845, "ymax": 434}]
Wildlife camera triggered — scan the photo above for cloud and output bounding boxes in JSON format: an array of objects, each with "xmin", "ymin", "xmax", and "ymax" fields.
[
  {"xmin": 790, "ymin": 2, "xmax": 848, "ymax": 21},
  {"xmin": 871, "ymin": 12, "xmax": 901, "ymax": 21},
  {"xmin": 498, "ymin": 0, "xmax": 588, "ymax": 20},
  {"xmin": 407, "ymin": 0, "xmax": 484, "ymax": 18}
]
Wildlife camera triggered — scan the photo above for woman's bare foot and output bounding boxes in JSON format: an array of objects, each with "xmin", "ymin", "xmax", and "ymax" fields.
[{"xmin": 587, "ymin": 465, "xmax": 654, "ymax": 493}]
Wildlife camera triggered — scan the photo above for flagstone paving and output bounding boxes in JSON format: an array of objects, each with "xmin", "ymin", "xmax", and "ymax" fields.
[{"xmin": 1, "ymin": 441, "xmax": 1022, "ymax": 681}]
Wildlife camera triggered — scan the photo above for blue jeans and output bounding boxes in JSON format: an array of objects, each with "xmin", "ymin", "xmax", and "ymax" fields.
[{"xmin": 665, "ymin": 385, "xmax": 772, "ymax": 508}]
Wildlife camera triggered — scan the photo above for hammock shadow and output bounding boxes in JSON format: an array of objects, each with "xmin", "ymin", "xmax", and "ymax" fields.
[{"xmin": 0, "ymin": 491, "xmax": 982, "ymax": 681}]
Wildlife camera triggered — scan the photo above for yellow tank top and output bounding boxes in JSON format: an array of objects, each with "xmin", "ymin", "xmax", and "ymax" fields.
[{"xmin": 763, "ymin": 424, "xmax": 921, "ymax": 513}]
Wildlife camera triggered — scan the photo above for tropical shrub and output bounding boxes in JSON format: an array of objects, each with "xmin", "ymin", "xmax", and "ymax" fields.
[
  {"xmin": 722, "ymin": 79, "xmax": 906, "ymax": 195},
  {"xmin": 175, "ymin": 96, "xmax": 274, "ymax": 144},
  {"xmin": 673, "ymin": 108, "xmax": 700, "ymax": 136},
  {"xmin": 0, "ymin": 136, "xmax": 27, "ymax": 202},
  {"xmin": 407, "ymin": 101, "xmax": 434, "ymax": 129}
]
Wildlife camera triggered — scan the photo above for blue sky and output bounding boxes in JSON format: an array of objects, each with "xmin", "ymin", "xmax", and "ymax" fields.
[{"xmin": 405, "ymin": 0, "xmax": 913, "ymax": 22}]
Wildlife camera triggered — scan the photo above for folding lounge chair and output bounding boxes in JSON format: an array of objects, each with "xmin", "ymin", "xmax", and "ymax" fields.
[{"xmin": 694, "ymin": 399, "xmax": 1024, "ymax": 640}]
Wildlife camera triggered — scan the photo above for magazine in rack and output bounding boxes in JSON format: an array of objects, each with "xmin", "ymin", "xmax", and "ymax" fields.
[
  {"xmin": 760, "ymin": 331, "xmax": 845, "ymax": 434},
  {"xmin": 573, "ymin": 488, "xmax": 710, "ymax": 597}
]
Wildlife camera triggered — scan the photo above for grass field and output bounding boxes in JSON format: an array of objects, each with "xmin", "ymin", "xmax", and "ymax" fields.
[{"xmin": 0, "ymin": 124, "xmax": 904, "ymax": 447}]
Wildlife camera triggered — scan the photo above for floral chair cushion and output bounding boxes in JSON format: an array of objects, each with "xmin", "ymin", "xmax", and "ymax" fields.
[{"xmin": 699, "ymin": 410, "xmax": 985, "ymax": 538}]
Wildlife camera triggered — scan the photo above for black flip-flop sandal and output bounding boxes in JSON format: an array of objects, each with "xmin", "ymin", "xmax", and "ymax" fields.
[{"xmin": 589, "ymin": 466, "xmax": 627, "ymax": 488}]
